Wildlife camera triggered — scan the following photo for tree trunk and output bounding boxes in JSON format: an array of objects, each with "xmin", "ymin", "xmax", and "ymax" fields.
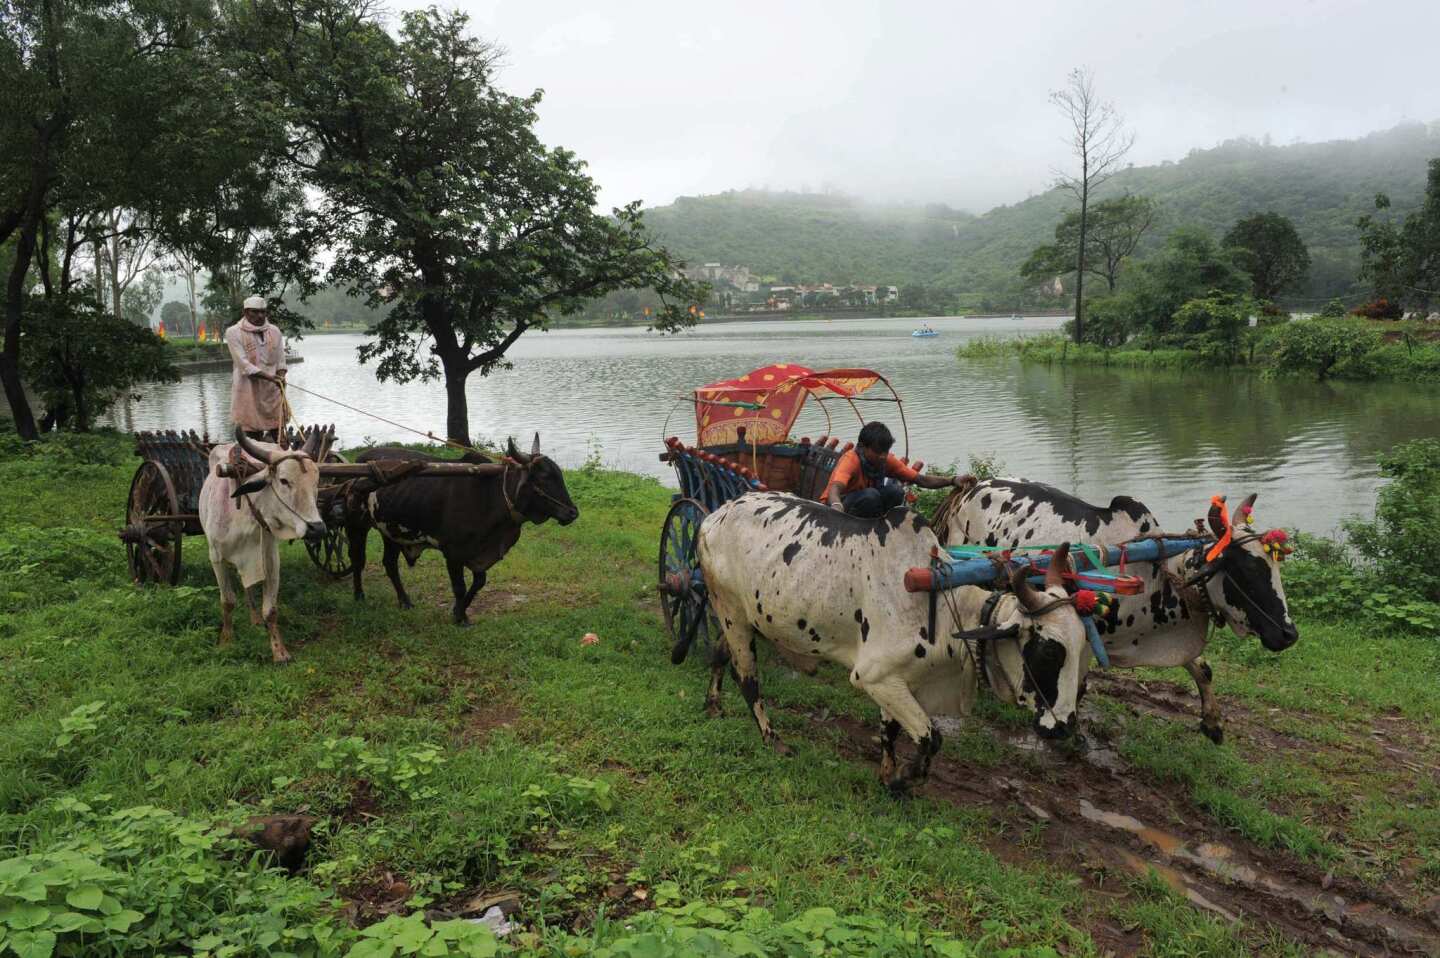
[
  {"xmin": 442, "ymin": 361, "xmax": 470, "ymax": 446},
  {"xmin": 1073, "ymin": 191, "xmax": 1088, "ymax": 345},
  {"xmin": 2, "ymin": 148, "xmax": 52, "ymax": 440}
]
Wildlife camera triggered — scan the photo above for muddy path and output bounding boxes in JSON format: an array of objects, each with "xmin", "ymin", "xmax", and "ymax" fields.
[{"xmin": 807, "ymin": 678, "xmax": 1440, "ymax": 957}]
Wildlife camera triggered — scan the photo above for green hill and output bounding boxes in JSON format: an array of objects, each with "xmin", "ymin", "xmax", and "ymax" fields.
[{"xmin": 642, "ymin": 122, "xmax": 1440, "ymax": 307}]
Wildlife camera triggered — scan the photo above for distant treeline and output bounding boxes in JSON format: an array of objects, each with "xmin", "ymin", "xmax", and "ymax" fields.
[{"xmin": 629, "ymin": 122, "xmax": 1440, "ymax": 312}]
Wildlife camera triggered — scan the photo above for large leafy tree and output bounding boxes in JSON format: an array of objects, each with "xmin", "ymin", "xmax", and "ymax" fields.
[
  {"xmin": 1357, "ymin": 158, "xmax": 1440, "ymax": 312},
  {"xmin": 0, "ymin": 0, "xmax": 272, "ymax": 437},
  {"xmin": 1222, "ymin": 211, "xmax": 1311, "ymax": 301},
  {"xmin": 1021, "ymin": 195, "xmax": 1156, "ymax": 294},
  {"xmin": 239, "ymin": 3, "xmax": 706, "ymax": 444}
]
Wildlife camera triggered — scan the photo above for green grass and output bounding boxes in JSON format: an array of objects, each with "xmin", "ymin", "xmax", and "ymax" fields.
[{"xmin": 1, "ymin": 431, "xmax": 1436, "ymax": 955}]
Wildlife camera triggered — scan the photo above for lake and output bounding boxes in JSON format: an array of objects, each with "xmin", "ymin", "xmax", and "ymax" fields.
[{"xmin": 105, "ymin": 315, "xmax": 1440, "ymax": 534}]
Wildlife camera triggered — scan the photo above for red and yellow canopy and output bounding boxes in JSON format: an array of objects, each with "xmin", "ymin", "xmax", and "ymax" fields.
[{"xmin": 693, "ymin": 364, "xmax": 885, "ymax": 447}]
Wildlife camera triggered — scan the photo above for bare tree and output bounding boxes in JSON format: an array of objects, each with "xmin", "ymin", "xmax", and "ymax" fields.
[{"xmin": 1050, "ymin": 68, "xmax": 1134, "ymax": 344}]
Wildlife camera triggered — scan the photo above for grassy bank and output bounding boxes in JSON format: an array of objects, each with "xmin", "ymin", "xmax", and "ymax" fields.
[
  {"xmin": 959, "ymin": 318, "xmax": 1440, "ymax": 382},
  {"xmin": 1, "ymin": 432, "xmax": 1437, "ymax": 956}
]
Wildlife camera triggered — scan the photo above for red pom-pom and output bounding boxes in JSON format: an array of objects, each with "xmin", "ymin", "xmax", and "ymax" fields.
[
  {"xmin": 1261, "ymin": 529, "xmax": 1288, "ymax": 545},
  {"xmin": 1073, "ymin": 589, "xmax": 1099, "ymax": 615}
]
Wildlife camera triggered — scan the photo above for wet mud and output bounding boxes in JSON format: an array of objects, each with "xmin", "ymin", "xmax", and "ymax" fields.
[{"xmin": 811, "ymin": 675, "xmax": 1440, "ymax": 957}]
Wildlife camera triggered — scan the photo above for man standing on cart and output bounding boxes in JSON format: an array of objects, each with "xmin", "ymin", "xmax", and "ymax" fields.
[
  {"xmin": 825, "ymin": 421, "xmax": 972, "ymax": 518},
  {"xmin": 226, "ymin": 295, "xmax": 288, "ymax": 440}
]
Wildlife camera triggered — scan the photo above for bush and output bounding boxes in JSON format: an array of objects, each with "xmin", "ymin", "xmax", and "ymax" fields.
[
  {"xmin": 1258, "ymin": 319, "xmax": 1379, "ymax": 380},
  {"xmin": 1317, "ymin": 298, "xmax": 1348, "ymax": 319},
  {"xmin": 1345, "ymin": 439, "xmax": 1440, "ymax": 602},
  {"xmin": 1350, "ymin": 298, "xmax": 1404, "ymax": 320},
  {"xmin": 1171, "ymin": 292, "xmax": 1256, "ymax": 364},
  {"xmin": 19, "ymin": 295, "xmax": 180, "ymax": 431}
]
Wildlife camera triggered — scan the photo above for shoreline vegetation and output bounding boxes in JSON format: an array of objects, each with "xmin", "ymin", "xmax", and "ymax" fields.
[
  {"xmin": 959, "ymin": 316, "xmax": 1440, "ymax": 382},
  {"xmin": 1, "ymin": 431, "xmax": 1437, "ymax": 955}
]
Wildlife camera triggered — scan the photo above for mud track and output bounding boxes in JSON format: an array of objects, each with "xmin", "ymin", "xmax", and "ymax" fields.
[{"xmin": 809, "ymin": 675, "xmax": 1440, "ymax": 957}]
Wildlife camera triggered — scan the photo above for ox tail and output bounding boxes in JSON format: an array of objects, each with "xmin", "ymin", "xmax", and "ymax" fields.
[{"xmin": 670, "ymin": 592, "xmax": 709, "ymax": 665}]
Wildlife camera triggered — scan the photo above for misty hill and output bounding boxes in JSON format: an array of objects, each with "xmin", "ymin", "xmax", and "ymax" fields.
[{"xmin": 642, "ymin": 122, "xmax": 1440, "ymax": 306}]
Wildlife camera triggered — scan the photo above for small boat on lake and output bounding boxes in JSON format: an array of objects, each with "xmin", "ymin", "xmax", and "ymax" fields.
[{"xmin": 911, "ymin": 326, "xmax": 939, "ymax": 338}]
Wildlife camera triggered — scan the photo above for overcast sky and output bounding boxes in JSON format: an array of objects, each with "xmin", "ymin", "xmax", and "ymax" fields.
[{"xmin": 430, "ymin": 0, "xmax": 1439, "ymax": 214}]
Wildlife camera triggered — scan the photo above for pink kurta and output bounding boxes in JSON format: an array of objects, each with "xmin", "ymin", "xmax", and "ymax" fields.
[{"xmin": 225, "ymin": 319, "xmax": 287, "ymax": 433}]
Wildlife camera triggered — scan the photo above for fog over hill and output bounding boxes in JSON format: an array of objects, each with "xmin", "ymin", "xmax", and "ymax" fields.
[{"xmin": 640, "ymin": 122, "xmax": 1440, "ymax": 306}]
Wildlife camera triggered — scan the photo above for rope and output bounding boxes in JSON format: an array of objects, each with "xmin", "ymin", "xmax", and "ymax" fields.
[{"xmin": 278, "ymin": 378, "xmax": 482, "ymax": 454}]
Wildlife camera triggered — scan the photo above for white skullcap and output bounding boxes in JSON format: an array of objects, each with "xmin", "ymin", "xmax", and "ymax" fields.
[{"xmin": 242, "ymin": 295, "xmax": 268, "ymax": 310}]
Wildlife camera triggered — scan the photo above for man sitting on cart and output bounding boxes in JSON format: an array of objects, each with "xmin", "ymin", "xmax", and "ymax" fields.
[{"xmin": 825, "ymin": 422, "xmax": 972, "ymax": 518}]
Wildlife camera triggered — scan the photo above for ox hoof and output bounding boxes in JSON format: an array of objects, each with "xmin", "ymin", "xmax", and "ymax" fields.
[
  {"xmin": 1200, "ymin": 723, "xmax": 1224, "ymax": 745},
  {"xmin": 453, "ymin": 617, "xmax": 473, "ymax": 629},
  {"xmin": 885, "ymin": 778, "xmax": 914, "ymax": 800},
  {"xmin": 398, "ymin": 599, "xmax": 414, "ymax": 611},
  {"xmin": 769, "ymin": 739, "xmax": 793, "ymax": 757},
  {"xmin": 704, "ymin": 701, "xmax": 724, "ymax": 719},
  {"xmin": 352, "ymin": 593, "xmax": 365, "ymax": 603}
]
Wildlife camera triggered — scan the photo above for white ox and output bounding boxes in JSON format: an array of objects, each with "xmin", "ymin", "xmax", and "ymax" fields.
[
  {"xmin": 198, "ymin": 430, "xmax": 327, "ymax": 663},
  {"xmin": 934, "ymin": 480, "xmax": 1298, "ymax": 743},
  {"xmin": 687, "ymin": 493, "xmax": 1091, "ymax": 794}
]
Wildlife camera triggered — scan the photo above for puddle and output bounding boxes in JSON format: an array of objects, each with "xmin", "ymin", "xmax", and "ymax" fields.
[{"xmin": 1077, "ymin": 800, "xmax": 1439, "ymax": 953}]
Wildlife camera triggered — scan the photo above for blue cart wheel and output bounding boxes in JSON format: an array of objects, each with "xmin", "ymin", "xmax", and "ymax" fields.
[{"xmin": 659, "ymin": 497, "xmax": 713, "ymax": 658}]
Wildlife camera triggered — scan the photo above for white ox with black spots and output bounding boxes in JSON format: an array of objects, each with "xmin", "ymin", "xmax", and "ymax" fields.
[
  {"xmin": 934, "ymin": 480, "xmax": 1298, "ymax": 743},
  {"xmin": 198, "ymin": 429, "xmax": 327, "ymax": 663},
  {"xmin": 685, "ymin": 492, "xmax": 1091, "ymax": 794}
]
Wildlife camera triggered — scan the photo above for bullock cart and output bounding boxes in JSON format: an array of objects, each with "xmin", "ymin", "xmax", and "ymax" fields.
[
  {"xmin": 656, "ymin": 365, "xmax": 921, "ymax": 653},
  {"xmin": 118, "ymin": 428, "xmax": 509, "ymax": 585}
]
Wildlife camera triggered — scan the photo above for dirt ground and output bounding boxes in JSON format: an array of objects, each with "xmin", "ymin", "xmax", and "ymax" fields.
[{"xmin": 816, "ymin": 674, "xmax": 1440, "ymax": 957}]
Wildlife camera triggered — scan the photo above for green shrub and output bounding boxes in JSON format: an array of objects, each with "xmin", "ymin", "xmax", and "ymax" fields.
[
  {"xmin": 1258, "ymin": 319, "xmax": 1379, "ymax": 380},
  {"xmin": 1345, "ymin": 439, "xmax": 1440, "ymax": 602}
]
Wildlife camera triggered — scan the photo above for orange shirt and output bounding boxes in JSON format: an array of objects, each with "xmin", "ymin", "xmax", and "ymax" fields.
[{"xmin": 826, "ymin": 449, "xmax": 919, "ymax": 496}]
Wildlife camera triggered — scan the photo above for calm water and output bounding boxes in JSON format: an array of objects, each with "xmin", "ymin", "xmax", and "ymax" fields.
[{"xmin": 106, "ymin": 315, "xmax": 1440, "ymax": 534}]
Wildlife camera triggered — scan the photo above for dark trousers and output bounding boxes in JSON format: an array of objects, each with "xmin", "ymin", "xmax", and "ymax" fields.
[{"xmin": 842, "ymin": 483, "xmax": 905, "ymax": 518}]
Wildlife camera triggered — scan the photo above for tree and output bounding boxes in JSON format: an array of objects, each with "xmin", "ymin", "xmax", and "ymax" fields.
[
  {"xmin": 20, "ymin": 293, "xmax": 179, "ymax": 430},
  {"xmin": 1357, "ymin": 159, "xmax": 1440, "ymax": 312},
  {"xmin": 1048, "ymin": 68, "xmax": 1134, "ymax": 344},
  {"xmin": 238, "ymin": 4, "xmax": 706, "ymax": 444},
  {"xmin": 1021, "ymin": 195, "xmax": 1156, "ymax": 294},
  {"xmin": 160, "ymin": 299, "xmax": 192, "ymax": 337},
  {"xmin": 1069, "ymin": 227, "xmax": 1250, "ymax": 347},
  {"xmin": 1223, "ymin": 212, "xmax": 1310, "ymax": 301},
  {"xmin": 0, "ymin": 0, "xmax": 259, "ymax": 437}
]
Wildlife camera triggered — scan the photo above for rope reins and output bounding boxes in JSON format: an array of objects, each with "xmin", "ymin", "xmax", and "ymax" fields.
[{"xmin": 277, "ymin": 377, "xmax": 484, "ymax": 456}]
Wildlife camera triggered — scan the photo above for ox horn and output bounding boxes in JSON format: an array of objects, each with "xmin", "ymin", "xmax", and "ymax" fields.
[
  {"xmin": 1045, "ymin": 542, "xmax": 1072, "ymax": 591},
  {"xmin": 1207, "ymin": 496, "xmax": 1229, "ymax": 538},
  {"xmin": 1012, "ymin": 563, "xmax": 1045, "ymax": 613},
  {"xmin": 234, "ymin": 427, "xmax": 275, "ymax": 465},
  {"xmin": 506, "ymin": 436, "xmax": 531, "ymax": 465},
  {"xmin": 531, "ymin": 432, "xmax": 541, "ymax": 458}
]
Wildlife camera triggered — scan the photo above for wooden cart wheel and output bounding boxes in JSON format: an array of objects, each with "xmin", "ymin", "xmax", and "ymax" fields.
[
  {"xmin": 658, "ymin": 497, "xmax": 715, "ymax": 659},
  {"xmin": 304, "ymin": 450, "xmax": 355, "ymax": 578},
  {"xmin": 125, "ymin": 461, "xmax": 183, "ymax": 586}
]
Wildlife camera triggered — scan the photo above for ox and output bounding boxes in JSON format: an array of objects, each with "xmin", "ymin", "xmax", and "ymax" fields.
[
  {"xmin": 934, "ymin": 480, "xmax": 1298, "ymax": 743},
  {"xmin": 346, "ymin": 434, "xmax": 579, "ymax": 625},
  {"xmin": 686, "ymin": 493, "xmax": 1091, "ymax": 794},
  {"xmin": 198, "ymin": 429, "xmax": 327, "ymax": 663}
]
